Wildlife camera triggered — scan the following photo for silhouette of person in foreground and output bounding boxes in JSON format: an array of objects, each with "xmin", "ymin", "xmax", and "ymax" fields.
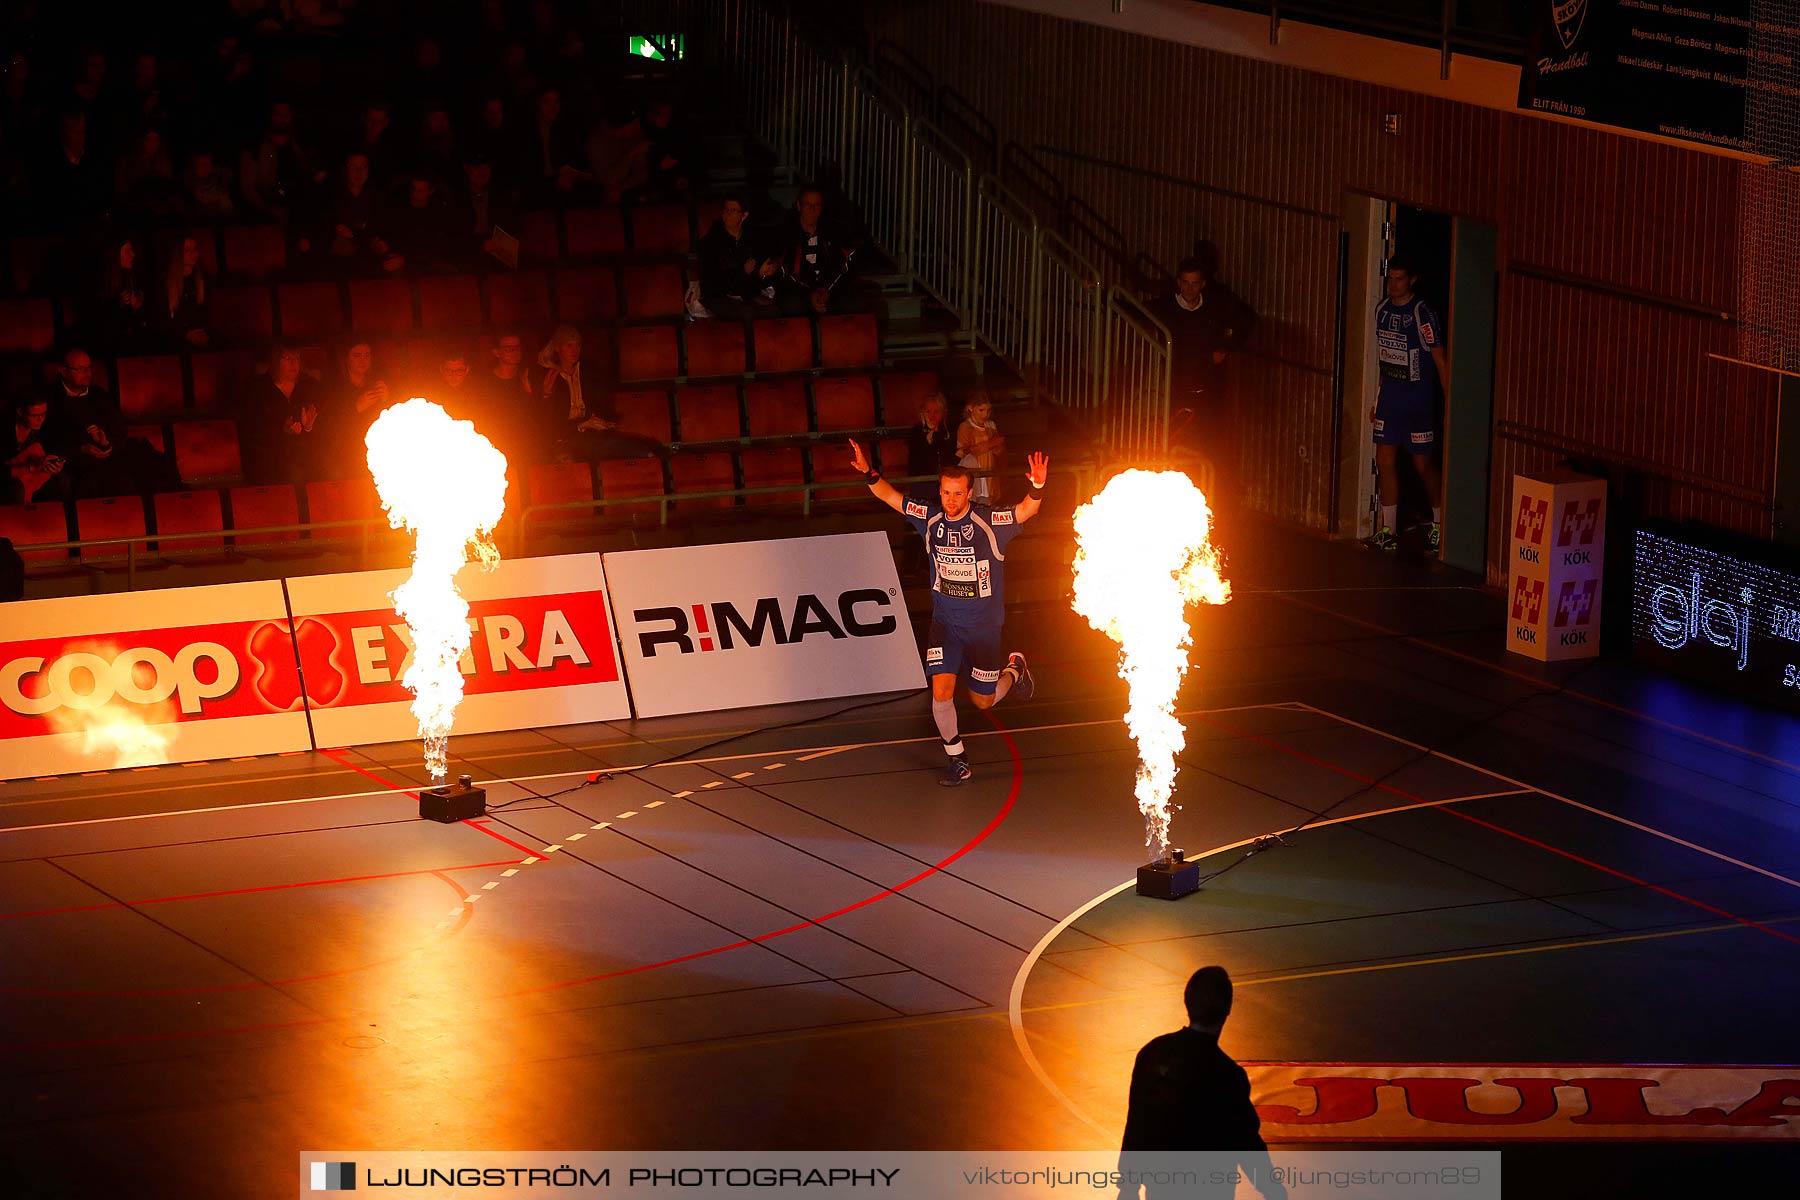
[{"xmin": 1118, "ymin": 966, "xmax": 1285, "ymax": 1200}]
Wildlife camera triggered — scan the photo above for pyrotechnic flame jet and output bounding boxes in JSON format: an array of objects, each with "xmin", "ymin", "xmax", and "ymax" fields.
[
  {"xmin": 365, "ymin": 399, "xmax": 508, "ymax": 780},
  {"xmin": 1070, "ymin": 470, "xmax": 1230, "ymax": 858}
]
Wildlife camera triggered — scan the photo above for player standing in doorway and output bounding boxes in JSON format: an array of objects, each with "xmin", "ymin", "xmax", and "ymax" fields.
[{"xmin": 1370, "ymin": 254, "xmax": 1448, "ymax": 554}]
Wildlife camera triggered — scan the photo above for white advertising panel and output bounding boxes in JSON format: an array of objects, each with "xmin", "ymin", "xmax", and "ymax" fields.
[
  {"xmin": 282, "ymin": 553, "xmax": 632, "ymax": 751},
  {"xmin": 604, "ymin": 533, "xmax": 924, "ymax": 718},
  {"xmin": 0, "ymin": 581, "xmax": 311, "ymax": 779}
]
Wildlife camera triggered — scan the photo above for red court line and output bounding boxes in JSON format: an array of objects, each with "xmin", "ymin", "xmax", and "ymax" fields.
[
  {"xmin": 463, "ymin": 818, "xmax": 541, "ymax": 858},
  {"xmin": 1194, "ymin": 714, "xmax": 1800, "ymax": 950},
  {"xmin": 318, "ymin": 746, "xmax": 421, "ymax": 798},
  {"xmin": 0, "ymin": 859, "xmax": 521, "ymax": 921},
  {"xmin": 497, "ymin": 708, "xmax": 1027, "ymax": 997}
]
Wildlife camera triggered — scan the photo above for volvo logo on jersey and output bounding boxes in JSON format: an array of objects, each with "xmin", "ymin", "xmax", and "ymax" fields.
[
  {"xmin": 604, "ymin": 533, "xmax": 924, "ymax": 718},
  {"xmin": 1632, "ymin": 527, "xmax": 1800, "ymax": 711}
]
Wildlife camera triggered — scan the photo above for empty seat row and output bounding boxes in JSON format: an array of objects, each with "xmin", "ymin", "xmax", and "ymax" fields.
[
  {"xmin": 113, "ymin": 368, "xmax": 934, "ymax": 486},
  {"xmin": 0, "ymin": 479, "xmax": 382, "ymax": 563},
  {"xmin": 3, "ymin": 201, "xmax": 724, "ymax": 295},
  {"xmin": 524, "ymin": 438, "xmax": 917, "ymax": 519},
  {"xmin": 99, "ymin": 312, "xmax": 884, "ymax": 420}
]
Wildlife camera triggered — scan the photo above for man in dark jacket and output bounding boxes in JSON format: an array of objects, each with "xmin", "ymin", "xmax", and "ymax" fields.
[
  {"xmin": 1118, "ymin": 966, "xmax": 1285, "ymax": 1200},
  {"xmin": 772, "ymin": 185, "xmax": 855, "ymax": 315},
  {"xmin": 534, "ymin": 326, "xmax": 666, "ymax": 463},
  {"xmin": 1155, "ymin": 256, "xmax": 1255, "ymax": 498},
  {"xmin": 697, "ymin": 196, "xmax": 776, "ymax": 318},
  {"xmin": 49, "ymin": 347, "xmax": 179, "ymax": 497}
]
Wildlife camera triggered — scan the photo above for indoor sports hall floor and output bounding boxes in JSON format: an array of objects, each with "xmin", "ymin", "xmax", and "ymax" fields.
[{"xmin": 2, "ymin": 524, "xmax": 1797, "ymax": 1196}]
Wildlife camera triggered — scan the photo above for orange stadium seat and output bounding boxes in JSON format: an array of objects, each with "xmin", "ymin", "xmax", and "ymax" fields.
[
  {"xmin": 304, "ymin": 478, "xmax": 377, "ymax": 543},
  {"xmin": 418, "ymin": 274, "xmax": 483, "ymax": 330},
  {"xmin": 684, "ymin": 320, "xmax": 747, "ymax": 378},
  {"xmin": 189, "ymin": 348, "xmax": 258, "ymax": 412},
  {"xmin": 211, "ymin": 283, "xmax": 275, "ymax": 338},
  {"xmin": 0, "ymin": 298, "xmax": 56, "ymax": 355},
  {"xmin": 74, "ymin": 496, "xmax": 147, "ymax": 561},
  {"xmin": 812, "ymin": 375, "xmax": 877, "ymax": 433},
  {"xmin": 809, "ymin": 440, "xmax": 868, "ymax": 502},
  {"xmin": 152, "ymin": 490, "xmax": 226, "ymax": 553},
  {"xmin": 740, "ymin": 447, "xmax": 805, "ymax": 506},
  {"xmin": 554, "ymin": 265, "xmax": 619, "ymax": 323},
  {"xmin": 565, "ymin": 208, "xmax": 627, "ymax": 258},
  {"xmin": 879, "ymin": 371, "xmax": 941, "ymax": 423},
  {"xmin": 0, "ymin": 502, "xmax": 71, "ymax": 562},
  {"xmin": 753, "ymin": 317, "xmax": 814, "ymax": 373},
  {"xmin": 172, "ymin": 420, "xmax": 243, "ymax": 484},
  {"xmin": 630, "ymin": 203, "xmax": 692, "ymax": 254},
  {"xmin": 674, "ymin": 386, "xmax": 742, "ymax": 442},
  {"xmin": 616, "ymin": 323, "xmax": 679, "ymax": 382},
  {"xmin": 671, "ymin": 451, "xmax": 736, "ymax": 509},
  {"xmin": 744, "ymin": 379, "xmax": 809, "ymax": 437},
  {"xmin": 519, "ymin": 210, "xmax": 561, "ymax": 263},
  {"xmin": 620, "ymin": 263, "xmax": 685, "ymax": 319},
  {"xmin": 610, "ymin": 389, "xmax": 673, "ymax": 442},
  {"xmin": 115, "ymin": 355, "xmax": 186, "ymax": 418},
  {"xmin": 599, "ymin": 457, "xmax": 666, "ymax": 513},
  {"xmin": 486, "ymin": 270, "xmax": 553, "ymax": 328},
  {"xmin": 222, "ymin": 224, "xmax": 288, "ymax": 278},
  {"xmin": 817, "ymin": 313, "xmax": 880, "ymax": 369},
  {"xmin": 348, "ymin": 277, "xmax": 415, "ymax": 334},
  {"xmin": 527, "ymin": 461, "xmax": 594, "ymax": 507},
  {"xmin": 875, "ymin": 436, "xmax": 914, "ymax": 478},
  {"xmin": 277, "ymin": 281, "xmax": 346, "ymax": 337},
  {"xmin": 228, "ymin": 484, "xmax": 301, "ymax": 546},
  {"xmin": 124, "ymin": 423, "xmax": 166, "ymax": 452}
]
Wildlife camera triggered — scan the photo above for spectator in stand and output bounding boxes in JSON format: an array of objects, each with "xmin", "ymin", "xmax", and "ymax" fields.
[
  {"xmin": 773, "ymin": 185, "xmax": 855, "ymax": 315},
  {"xmin": 1, "ymin": 51, "xmax": 45, "ymax": 152},
  {"xmin": 162, "ymin": 235, "xmax": 212, "ymax": 348},
  {"xmin": 435, "ymin": 347, "xmax": 481, "ymax": 424},
  {"xmin": 535, "ymin": 325, "xmax": 666, "ymax": 463},
  {"xmin": 181, "ymin": 150, "xmax": 237, "ymax": 218},
  {"xmin": 586, "ymin": 107, "xmax": 650, "ymax": 204},
  {"xmin": 306, "ymin": 152, "xmax": 397, "ymax": 272},
  {"xmin": 4, "ymin": 397, "xmax": 72, "ymax": 504},
  {"xmin": 383, "ymin": 172, "xmax": 459, "ymax": 274},
  {"xmin": 241, "ymin": 100, "xmax": 322, "ymax": 223},
  {"xmin": 121, "ymin": 51, "xmax": 168, "ymax": 133},
  {"xmin": 49, "ymin": 347, "xmax": 179, "ymax": 497},
  {"xmin": 66, "ymin": 44, "xmax": 110, "ymax": 148},
  {"xmin": 94, "ymin": 237, "xmax": 151, "ymax": 351},
  {"xmin": 641, "ymin": 100, "xmax": 693, "ymax": 197},
  {"xmin": 243, "ymin": 344, "xmax": 330, "ymax": 484},
  {"xmin": 906, "ymin": 390, "xmax": 957, "ymax": 481},
  {"xmin": 697, "ymin": 196, "xmax": 776, "ymax": 318},
  {"xmin": 190, "ymin": 33, "xmax": 259, "ymax": 154},
  {"xmin": 113, "ymin": 127, "xmax": 178, "ymax": 218},
  {"xmin": 468, "ymin": 95, "xmax": 519, "ymax": 185},
  {"xmin": 482, "ymin": 330, "xmax": 537, "ymax": 459},
  {"xmin": 451, "ymin": 153, "xmax": 520, "ymax": 267},
  {"xmin": 331, "ymin": 339, "xmax": 391, "ymax": 452},
  {"xmin": 413, "ymin": 102, "xmax": 459, "ymax": 186},
  {"xmin": 956, "ymin": 388, "xmax": 1005, "ymax": 505},
  {"xmin": 40, "ymin": 111, "xmax": 109, "ymax": 224},
  {"xmin": 530, "ymin": 87, "xmax": 588, "ymax": 199},
  {"xmin": 1156, "ymin": 254, "xmax": 1256, "ymax": 499},
  {"xmin": 346, "ymin": 100, "xmax": 397, "ymax": 189}
]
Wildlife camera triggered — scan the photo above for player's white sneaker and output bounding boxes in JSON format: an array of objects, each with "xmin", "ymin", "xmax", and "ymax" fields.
[{"xmin": 939, "ymin": 757, "xmax": 973, "ymax": 787}]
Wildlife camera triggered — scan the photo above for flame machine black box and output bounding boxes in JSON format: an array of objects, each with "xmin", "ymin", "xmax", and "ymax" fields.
[
  {"xmin": 420, "ymin": 777, "xmax": 487, "ymax": 823},
  {"xmin": 1136, "ymin": 853, "xmax": 1200, "ymax": 900}
]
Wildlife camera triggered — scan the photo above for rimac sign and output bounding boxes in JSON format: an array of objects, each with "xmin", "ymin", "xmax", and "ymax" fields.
[{"xmin": 605, "ymin": 533, "xmax": 924, "ymax": 718}]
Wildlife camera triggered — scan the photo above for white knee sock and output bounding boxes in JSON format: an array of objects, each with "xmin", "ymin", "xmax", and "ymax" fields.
[
  {"xmin": 1381, "ymin": 504, "xmax": 1397, "ymax": 531},
  {"xmin": 933, "ymin": 697, "xmax": 964, "ymax": 757},
  {"xmin": 1432, "ymin": 506, "xmax": 1443, "ymax": 525}
]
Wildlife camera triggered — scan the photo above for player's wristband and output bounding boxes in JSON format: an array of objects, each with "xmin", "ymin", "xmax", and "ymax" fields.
[
  {"xmin": 864, "ymin": 469, "xmax": 882, "ymax": 484},
  {"xmin": 1028, "ymin": 479, "xmax": 1046, "ymax": 496}
]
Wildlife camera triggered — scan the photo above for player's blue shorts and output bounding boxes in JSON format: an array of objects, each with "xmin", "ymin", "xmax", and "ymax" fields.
[
  {"xmin": 1374, "ymin": 386, "xmax": 1436, "ymax": 451},
  {"xmin": 925, "ymin": 618, "xmax": 1004, "ymax": 695}
]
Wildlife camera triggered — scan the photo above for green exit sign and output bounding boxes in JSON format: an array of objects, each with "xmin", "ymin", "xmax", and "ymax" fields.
[{"xmin": 629, "ymin": 35, "xmax": 683, "ymax": 62}]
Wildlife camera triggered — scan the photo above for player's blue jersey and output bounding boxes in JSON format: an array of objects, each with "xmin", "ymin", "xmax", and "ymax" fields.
[
  {"xmin": 1375, "ymin": 298, "xmax": 1442, "ymax": 396},
  {"xmin": 901, "ymin": 497, "xmax": 1023, "ymax": 626}
]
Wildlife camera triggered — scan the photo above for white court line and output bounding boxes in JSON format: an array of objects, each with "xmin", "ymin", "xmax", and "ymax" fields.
[
  {"xmin": 0, "ymin": 701, "xmax": 1305, "ymax": 836},
  {"xmin": 1289, "ymin": 701, "xmax": 1800, "ymax": 894},
  {"xmin": 1007, "ymin": 784, "xmax": 1513, "ymax": 1141}
]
